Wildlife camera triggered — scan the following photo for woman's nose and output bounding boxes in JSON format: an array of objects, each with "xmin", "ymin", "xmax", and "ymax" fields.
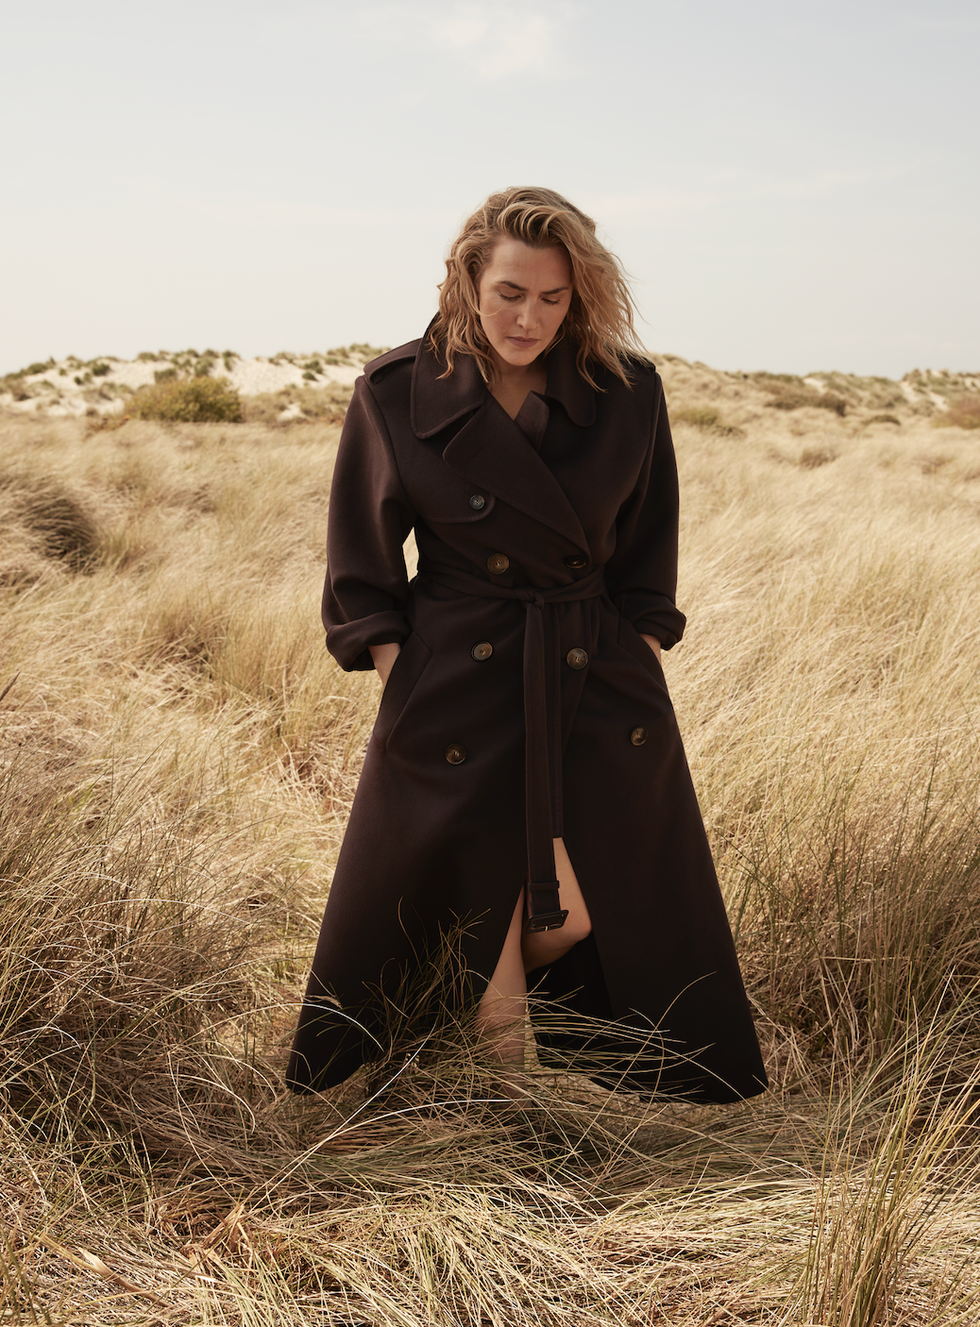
[{"xmin": 516, "ymin": 300, "xmax": 538, "ymax": 330}]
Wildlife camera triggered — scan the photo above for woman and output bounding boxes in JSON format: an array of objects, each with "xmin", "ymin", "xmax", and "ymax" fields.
[{"xmin": 288, "ymin": 187, "xmax": 767, "ymax": 1103}]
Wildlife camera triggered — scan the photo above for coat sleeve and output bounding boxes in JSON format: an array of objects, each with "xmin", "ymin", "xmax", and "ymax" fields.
[
  {"xmin": 322, "ymin": 376, "xmax": 417, "ymax": 672},
  {"xmin": 603, "ymin": 373, "xmax": 687, "ymax": 650}
]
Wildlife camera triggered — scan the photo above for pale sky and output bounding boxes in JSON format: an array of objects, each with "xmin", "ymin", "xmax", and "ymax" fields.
[{"xmin": 2, "ymin": 0, "xmax": 977, "ymax": 378}]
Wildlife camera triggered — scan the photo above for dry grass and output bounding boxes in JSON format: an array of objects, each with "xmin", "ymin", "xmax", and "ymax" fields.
[
  {"xmin": 934, "ymin": 397, "xmax": 980, "ymax": 431},
  {"xmin": 2, "ymin": 363, "xmax": 980, "ymax": 1324},
  {"xmin": 243, "ymin": 381, "xmax": 356, "ymax": 426}
]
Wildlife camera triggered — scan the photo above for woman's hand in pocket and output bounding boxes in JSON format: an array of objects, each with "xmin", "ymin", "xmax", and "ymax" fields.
[
  {"xmin": 369, "ymin": 642, "xmax": 402, "ymax": 687},
  {"xmin": 640, "ymin": 633, "xmax": 662, "ymax": 665}
]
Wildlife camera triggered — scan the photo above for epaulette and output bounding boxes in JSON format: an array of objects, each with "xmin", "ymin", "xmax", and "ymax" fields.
[
  {"xmin": 626, "ymin": 351, "xmax": 657, "ymax": 377},
  {"xmin": 365, "ymin": 339, "xmax": 422, "ymax": 384}
]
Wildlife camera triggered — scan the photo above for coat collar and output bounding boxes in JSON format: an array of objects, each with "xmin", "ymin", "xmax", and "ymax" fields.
[
  {"xmin": 407, "ymin": 332, "xmax": 588, "ymax": 551},
  {"xmin": 410, "ymin": 329, "xmax": 597, "ymax": 439}
]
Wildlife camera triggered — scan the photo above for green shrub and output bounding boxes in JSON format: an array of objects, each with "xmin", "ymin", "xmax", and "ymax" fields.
[
  {"xmin": 90, "ymin": 362, "xmax": 111, "ymax": 378},
  {"xmin": 130, "ymin": 376, "xmax": 243, "ymax": 423}
]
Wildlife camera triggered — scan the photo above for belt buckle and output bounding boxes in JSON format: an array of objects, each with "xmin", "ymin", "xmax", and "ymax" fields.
[{"xmin": 525, "ymin": 908, "xmax": 569, "ymax": 933}]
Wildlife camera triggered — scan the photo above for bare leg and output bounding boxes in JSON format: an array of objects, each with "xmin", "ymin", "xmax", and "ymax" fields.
[
  {"xmin": 476, "ymin": 889, "xmax": 528, "ymax": 1094},
  {"xmin": 521, "ymin": 837, "xmax": 592, "ymax": 973},
  {"xmin": 476, "ymin": 839, "xmax": 593, "ymax": 1093}
]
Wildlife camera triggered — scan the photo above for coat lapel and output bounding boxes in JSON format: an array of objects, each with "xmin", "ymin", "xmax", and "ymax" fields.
[
  {"xmin": 443, "ymin": 402, "xmax": 588, "ymax": 550},
  {"xmin": 411, "ymin": 334, "xmax": 591, "ymax": 551}
]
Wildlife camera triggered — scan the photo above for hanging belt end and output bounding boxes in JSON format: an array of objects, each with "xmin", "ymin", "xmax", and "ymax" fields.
[{"xmin": 525, "ymin": 881, "xmax": 569, "ymax": 933}]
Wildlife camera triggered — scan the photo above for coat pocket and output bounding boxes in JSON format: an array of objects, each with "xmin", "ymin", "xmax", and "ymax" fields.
[
  {"xmin": 371, "ymin": 631, "xmax": 432, "ymax": 750},
  {"xmin": 616, "ymin": 614, "xmax": 669, "ymax": 690}
]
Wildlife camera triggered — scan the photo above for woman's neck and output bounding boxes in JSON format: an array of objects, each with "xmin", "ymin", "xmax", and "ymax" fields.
[{"xmin": 488, "ymin": 357, "xmax": 547, "ymax": 421}]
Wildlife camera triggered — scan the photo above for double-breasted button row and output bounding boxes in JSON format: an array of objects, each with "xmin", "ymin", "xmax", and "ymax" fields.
[
  {"xmin": 487, "ymin": 553, "xmax": 509, "ymax": 574},
  {"xmin": 469, "ymin": 494, "xmax": 486, "ymax": 510},
  {"xmin": 566, "ymin": 648, "xmax": 589, "ymax": 670},
  {"xmin": 445, "ymin": 743, "xmax": 467, "ymax": 764},
  {"xmin": 630, "ymin": 727, "xmax": 648, "ymax": 745},
  {"xmin": 471, "ymin": 641, "xmax": 493, "ymax": 661},
  {"xmin": 564, "ymin": 554, "xmax": 588, "ymax": 570}
]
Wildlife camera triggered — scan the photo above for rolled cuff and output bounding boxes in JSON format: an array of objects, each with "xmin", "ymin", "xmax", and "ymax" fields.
[
  {"xmin": 325, "ymin": 612, "xmax": 411, "ymax": 672},
  {"xmin": 615, "ymin": 592, "xmax": 687, "ymax": 651}
]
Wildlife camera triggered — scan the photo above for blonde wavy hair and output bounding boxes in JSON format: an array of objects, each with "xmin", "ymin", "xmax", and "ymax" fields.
[{"xmin": 429, "ymin": 186, "xmax": 645, "ymax": 389}]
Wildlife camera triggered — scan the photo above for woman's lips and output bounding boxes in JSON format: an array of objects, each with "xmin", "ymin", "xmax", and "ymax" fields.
[{"xmin": 508, "ymin": 337, "xmax": 537, "ymax": 349}]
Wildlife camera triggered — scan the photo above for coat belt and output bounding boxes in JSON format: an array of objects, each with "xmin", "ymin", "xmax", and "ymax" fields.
[{"xmin": 417, "ymin": 563, "xmax": 606, "ymax": 932}]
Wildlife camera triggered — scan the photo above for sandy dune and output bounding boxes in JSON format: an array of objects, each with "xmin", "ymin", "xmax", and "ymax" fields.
[
  {"xmin": 1, "ymin": 346, "xmax": 978, "ymax": 423},
  {"xmin": 0, "ymin": 347, "xmax": 376, "ymax": 418}
]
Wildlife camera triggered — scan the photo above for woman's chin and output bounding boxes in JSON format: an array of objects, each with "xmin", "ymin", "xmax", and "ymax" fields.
[{"xmin": 493, "ymin": 343, "xmax": 541, "ymax": 369}]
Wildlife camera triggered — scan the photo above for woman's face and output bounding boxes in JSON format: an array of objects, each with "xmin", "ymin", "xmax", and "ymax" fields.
[{"xmin": 476, "ymin": 237, "xmax": 573, "ymax": 373}]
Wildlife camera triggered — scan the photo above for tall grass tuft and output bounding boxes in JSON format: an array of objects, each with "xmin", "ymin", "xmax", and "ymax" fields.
[
  {"xmin": 790, "ymin": 1014, "xmax": 980, "ymax": 1325},
  {"xmin": 0, "ymin": 471, "xmax": 101, "ymax": 575}
]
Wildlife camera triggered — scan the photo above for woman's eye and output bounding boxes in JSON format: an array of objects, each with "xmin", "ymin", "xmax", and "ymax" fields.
[{"xmin": 496, "ymin": 291, "xmax": 563, "ymax": 305}]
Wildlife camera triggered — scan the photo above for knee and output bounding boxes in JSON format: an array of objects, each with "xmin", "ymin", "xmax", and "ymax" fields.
[
  {"xmin": 559, "ymin": 913, "xmax": 592, "ymax": 948},
  {"xmin": 522, "ymin": 912, "xmax": 591, "ymax": 971}
]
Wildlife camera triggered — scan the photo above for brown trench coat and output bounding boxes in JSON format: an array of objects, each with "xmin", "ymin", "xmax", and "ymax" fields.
[{"xmin": 287, "ymin": 332, "xmax": 767, "ymax": 1103}]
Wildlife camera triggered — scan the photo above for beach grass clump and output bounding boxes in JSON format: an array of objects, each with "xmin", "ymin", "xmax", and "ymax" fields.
[
  {"xmin": 243, "ymin": 381, "xmax": 353, "ymax": 425},
  {"xmin": 130, "ymin": 375, "xmax": 243, "ymax": 423},
  {"xmin": 673, "ymin": 404, "xmax": 722, "ymax": 427},
  {"xmin": 0, "ymin": 470, "xmax": 101, "ymax": 576},
  {"xmin": 670, "ymin": 404, "xmax": 741, "ymax": 435},
  {"xmin": 23, "ymin": 358, "xmax": 57, "ymax": 376},
  {"xmin": 765, "ymin": 380, "xmax": 848, "ymax": 415},
  {"xmin": 934, "ymin": 395, "xmax": 980, "ymax": 430},
  {"xmin": 798, "ymin": 444, "xmax": 836, "ymax": 467}
]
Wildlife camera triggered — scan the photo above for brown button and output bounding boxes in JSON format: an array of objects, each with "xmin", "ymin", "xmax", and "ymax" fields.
[
  {"xmin": 487, "ymin": 553, "xmax": 510, "ymax": 574},
  {"xmin": 471, "ymin": 641, "xmax": 493, "ymax": 661},
  {"xmin": 564, "ymin": 554, "xmax": 587, "ymax": 570},
  {"xmin": 630, "ymin": 727, "xmax": 648, "ymax": 746},
  {"xmin": 566, "ymin": 648, "xmax": 589, "ymax": 669},
  {"xmin": 445, "ymin": 743, "xmax": 467, "ymax": 764},
  {"xmin": 469, "ymin": 494, "xmax": 486, "ymax": 510}
]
